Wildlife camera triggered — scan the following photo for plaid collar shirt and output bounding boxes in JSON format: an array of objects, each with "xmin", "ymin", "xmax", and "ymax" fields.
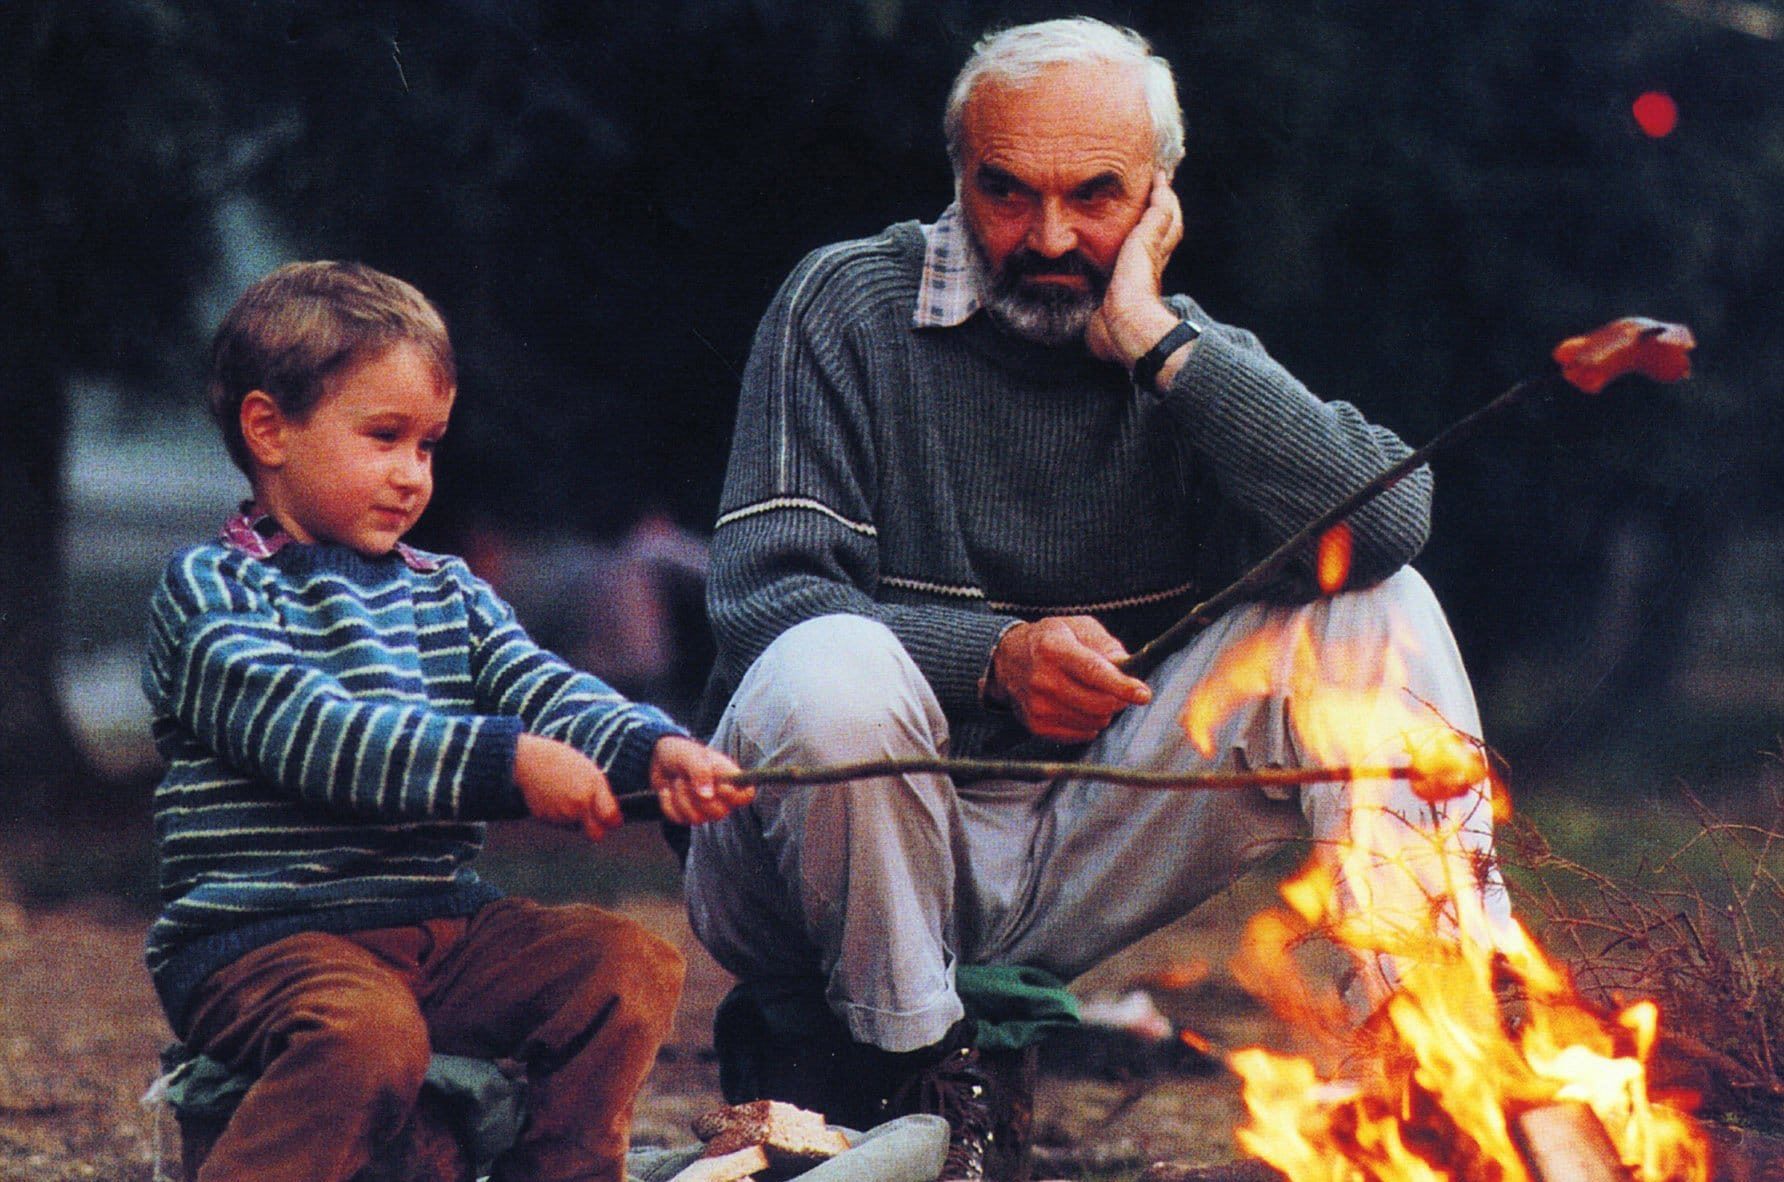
[
  {"xmin": 913, "ymin": 202, "xmax": 984, "ymax": 329},
  {"xmin": 221, "ymin": 503, "xmax": 441, "ymax": 573}
]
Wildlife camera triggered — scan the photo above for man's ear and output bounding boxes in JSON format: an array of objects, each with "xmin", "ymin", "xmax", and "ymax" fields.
[{"xmin": 239, "ymin": 391, "xmax": 289, "ymax": 470}]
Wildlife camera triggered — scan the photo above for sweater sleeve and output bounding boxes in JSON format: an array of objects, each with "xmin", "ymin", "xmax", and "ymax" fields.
[
  {"xmin": 459, "ymin": 567, "xmax": 686, "ymax": 798},
  {"xmin": 706, "ymin": 244, "xmax": 1020, "ymax": 713},
  {"xmin": 1156, "ymin": 300, "xmax": 1432, "ymax": 587},
  {"xmin": 145, "ymin": 546, "xmax": 527, "ymax": 822}
]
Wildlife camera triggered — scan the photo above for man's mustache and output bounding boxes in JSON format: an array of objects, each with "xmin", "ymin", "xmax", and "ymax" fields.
[{"xmin": 999, "ymin": 249, "xmax": 1108, "ymax": 285}]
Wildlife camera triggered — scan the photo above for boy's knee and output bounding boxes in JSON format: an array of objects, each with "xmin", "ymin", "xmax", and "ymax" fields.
[
  {"xmin": 607, "ymin": 913, "xmax": 686, "ymax": 1009},
  {"xmin": 728, "ymin": 614, "xmax": 942, "ymax": 760},
  {"xmin": 287, "ymin": 990, "xmax": 431, "ymax": 1101},
  {"xmin": 543, "ymin": 905, "xmax": 686, "ymax": 1014}
]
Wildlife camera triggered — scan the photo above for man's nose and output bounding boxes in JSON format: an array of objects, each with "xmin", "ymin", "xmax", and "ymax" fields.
[{"xmin": 1027, "ymin": 199, "xmax": 1078, "ymax": 258}]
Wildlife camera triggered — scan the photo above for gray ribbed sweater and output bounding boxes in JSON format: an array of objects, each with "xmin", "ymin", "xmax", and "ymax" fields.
[{"xmin": 700, "ymin": 221, "xmax": 1431, "ymax": 754}]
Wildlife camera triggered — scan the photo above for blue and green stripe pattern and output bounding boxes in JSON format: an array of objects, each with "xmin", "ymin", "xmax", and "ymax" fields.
[{"xmin": 142, "ymin": 539, "xmax": 682, "ymax": 1026}]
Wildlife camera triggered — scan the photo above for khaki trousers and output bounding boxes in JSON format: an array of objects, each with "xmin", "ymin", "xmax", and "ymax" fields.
[
  {"xmin": 181, "ymin": 897, "xmax": 684, "ymax": 1182},
  {"xmin": 686, "ymin": 569, "xmax": 1509, "ymax": 1052}
]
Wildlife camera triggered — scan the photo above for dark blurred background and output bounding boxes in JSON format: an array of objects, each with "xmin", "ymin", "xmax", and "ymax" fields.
[{"xmin": 4, "ymin": 0, "xmax": 1781, "ymax": 830}]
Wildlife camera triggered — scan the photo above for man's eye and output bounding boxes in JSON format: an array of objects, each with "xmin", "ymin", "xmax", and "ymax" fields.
[
  {"xmin": 419, "ymin": 438, "xmax": 441, "ymax": 455},
  {"xmin": 976, "ymin": 173, "xmax": 1019, "ymax": 200},
  {"xmin": 370, "ymin": 429, "xmax": 400, "ymax": 444}
]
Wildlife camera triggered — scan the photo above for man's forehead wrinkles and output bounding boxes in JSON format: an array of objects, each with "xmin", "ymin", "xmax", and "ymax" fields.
[{"xmin": 972, "ymin": 136, "xmax": 1145, "ymax": 187}]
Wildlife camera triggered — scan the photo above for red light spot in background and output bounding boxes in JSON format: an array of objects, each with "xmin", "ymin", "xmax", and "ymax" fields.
[{"xmin": 1633, "ymin": 91, "xmax": 1678, "ymax": 138}]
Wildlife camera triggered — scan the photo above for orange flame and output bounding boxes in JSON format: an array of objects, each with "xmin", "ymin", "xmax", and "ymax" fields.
[
  {"xmin": 1318, "ymin": 523, "xmax": 1355, "ymax": 596},
  {"xmin": 1184, "ymin": 605, "xmax": 1707, "ymax": 1182}
]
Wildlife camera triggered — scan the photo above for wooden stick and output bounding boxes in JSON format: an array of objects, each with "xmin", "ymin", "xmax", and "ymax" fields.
[
  {"xmin": 617, "ymin": 759, "xmax": 1434, "ymax": 821},
  {"xmin": 719, "ymin": 757, "xmax": 1418, "ymax": 790},
  {"xmin": 1118, "ymin": 372, "xmax": 1561, "ymax": 679},
  {"xmin": 1512, "ymin": 1101, "xmax": 1633, "ymax": 1182}
]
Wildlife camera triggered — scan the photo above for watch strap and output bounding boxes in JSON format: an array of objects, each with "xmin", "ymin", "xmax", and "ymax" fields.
[{"xmin": 1132, "ymin": 317, "xmax": 1202, "ymax": 391}]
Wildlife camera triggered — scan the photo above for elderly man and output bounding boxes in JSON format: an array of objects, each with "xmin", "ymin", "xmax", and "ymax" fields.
[{"xmin": 685, "ymin": 17, "xmax": 1505, "ymax": 1181}]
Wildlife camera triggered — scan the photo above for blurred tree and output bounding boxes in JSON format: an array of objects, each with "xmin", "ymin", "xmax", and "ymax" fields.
[
  {"xmin": 3, "ymin": 0, "xmax": 1779, "ymax": 813},
  {"xmin": 1154, "ymin": 1, "xmax": 1784, "ymax": 764},
  {"xmin": 0, "ymin": 2, "xmax": 224, "ymax": 814}
]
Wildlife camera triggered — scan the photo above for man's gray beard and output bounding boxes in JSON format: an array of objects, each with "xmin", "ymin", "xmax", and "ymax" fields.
[{"xmin": 968, "ymin": 238, "xmax": 1102, "ymax": 348}]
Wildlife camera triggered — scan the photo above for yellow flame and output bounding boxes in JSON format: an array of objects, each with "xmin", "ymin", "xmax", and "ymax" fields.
[{"xmin": 1188, "ymin": 606, "xmax": 1707, "ymax": 1182}]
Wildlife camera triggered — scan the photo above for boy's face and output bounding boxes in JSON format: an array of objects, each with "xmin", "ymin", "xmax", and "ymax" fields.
[{"xmin": 245, "ymin": 341, "xmax": 454, "ymax": 556}]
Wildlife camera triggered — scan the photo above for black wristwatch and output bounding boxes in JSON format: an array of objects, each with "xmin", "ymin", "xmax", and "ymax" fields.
[{"xmin": 1132, "ymin": 317, "xmax": 1202, "ymax": 392}]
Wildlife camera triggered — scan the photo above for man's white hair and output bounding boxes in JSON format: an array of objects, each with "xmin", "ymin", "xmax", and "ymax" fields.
[{"xmin": 943, "ymin": 17, "xmax": 1186, "ymax": 180}]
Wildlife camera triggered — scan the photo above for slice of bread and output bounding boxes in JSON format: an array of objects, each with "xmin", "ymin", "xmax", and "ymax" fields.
[
  {"xmin": 665, "ymin": 1143, "xmax": 770, "ymax": 1182},
  {"xmin": 692, "ymin": 1099, "xmax": 851, "ymax": 1169}
]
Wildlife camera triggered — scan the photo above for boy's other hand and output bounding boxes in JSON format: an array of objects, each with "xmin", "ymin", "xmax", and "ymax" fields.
[
  {"xmin": 650, "ymin": 736, "xmax": 753, "ymax": 825},
  {"xmin": 514, "ymin": 734, "xmax": 621, "ymax": 841}
]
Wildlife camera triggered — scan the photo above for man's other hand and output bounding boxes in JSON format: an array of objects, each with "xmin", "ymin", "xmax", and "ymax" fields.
[
  {"xmin": 514, "ymin": 733, "xmax": 622, "ymax": 841},
  {"xmin": 1085, "ymin": 169, "xmax": 1189, "ymax": 380},
  {"xmin": 988, "ymin": 616, "xmax": 1153, "ymax": 742}
]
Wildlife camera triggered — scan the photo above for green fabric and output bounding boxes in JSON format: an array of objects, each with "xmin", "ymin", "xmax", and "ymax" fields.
[
  {"xmin": 155, "ymin": 1043, "xmax": 524, "ymax": 1176},
  {"xmin": 418, "ymin": 1053, "xmax": 527, "ymax": 1176},
  {"xmin": 155, "ymin": 1043, "xmax": 250, "ymax": 1117},
  {"xmin": 720, "ymin": 964, "xmax": 1079, "ymax": 1056},
  {"xmin": 955, "ymin": 963, "xmax": 1081, "ymax": 1052}
]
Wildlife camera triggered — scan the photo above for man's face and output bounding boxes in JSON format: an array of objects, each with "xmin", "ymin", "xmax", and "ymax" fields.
[{"xmin": 958, "ymin": 59, "xmax": 1158, "ymax": 346}]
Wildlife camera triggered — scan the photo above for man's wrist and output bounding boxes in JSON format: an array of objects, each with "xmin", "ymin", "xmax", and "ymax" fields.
[
  {"xmin": 978, "ymin": 621, "xmax": 1023, "ymax": 711},
  {"xmin": 1131, "ymin": 315, "xmax": 1203, "ymax": 392},
  {"xmin": 1109, "ymin": 302, "xmax": 1185, "ymax": 368}
]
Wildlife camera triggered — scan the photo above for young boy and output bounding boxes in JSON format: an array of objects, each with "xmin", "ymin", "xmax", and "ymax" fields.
[{"xmin": 143, "ymin": 260, "xmax": 754, "ymax": 1182}]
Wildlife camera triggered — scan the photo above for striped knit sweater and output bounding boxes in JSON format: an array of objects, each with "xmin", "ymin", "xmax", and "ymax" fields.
[
  {"xmin": 143, "ymin": 538, "xmax": 683, "ymax": 1027},
  {"xmin": 700, "ymin": 220, "xmax": 1432, "ymax": 754}
]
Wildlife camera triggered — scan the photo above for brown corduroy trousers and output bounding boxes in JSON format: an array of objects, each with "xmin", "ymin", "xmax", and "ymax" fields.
[{"xmin": 179, "ymin": 897, "xmax": 686, "ymax": 1182}]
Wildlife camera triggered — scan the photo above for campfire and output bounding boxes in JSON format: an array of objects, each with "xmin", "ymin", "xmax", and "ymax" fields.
[{"xmin": 1190, "ymin": 606, "xmax": 1710, "ymax": 1182}]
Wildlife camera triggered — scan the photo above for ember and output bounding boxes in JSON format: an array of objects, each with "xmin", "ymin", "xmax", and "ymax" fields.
[{"xmin": 1317, "ymin": 524, "xmax": 1354, "ymax": 596}]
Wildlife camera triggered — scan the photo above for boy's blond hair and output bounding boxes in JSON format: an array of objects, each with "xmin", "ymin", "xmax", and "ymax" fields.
[{"xmin": 208, "ymin": 261, "xmax": 456, "ymax": 475}]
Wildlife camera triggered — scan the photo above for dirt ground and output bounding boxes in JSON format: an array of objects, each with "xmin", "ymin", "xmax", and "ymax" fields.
[{"xmin": 0, "ymin": 822, "xmax": 1314, "ymax": 1182}]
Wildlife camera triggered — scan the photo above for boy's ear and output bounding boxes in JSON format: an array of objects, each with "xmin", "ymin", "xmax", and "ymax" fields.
[{"xmin": 239, "ymin": 391, "xmax": 289, "ymax": 470}]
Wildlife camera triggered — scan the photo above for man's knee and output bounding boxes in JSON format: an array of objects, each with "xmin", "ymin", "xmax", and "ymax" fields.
[{"xmin": 724, "ymin": 614, "xmax": 943, "ymax": 760}]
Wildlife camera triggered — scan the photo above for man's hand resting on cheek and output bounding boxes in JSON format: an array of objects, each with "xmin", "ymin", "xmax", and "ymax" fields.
[{"xmin": 1085, "ymin": 170, "xmax": 1194, "ymax": 388}]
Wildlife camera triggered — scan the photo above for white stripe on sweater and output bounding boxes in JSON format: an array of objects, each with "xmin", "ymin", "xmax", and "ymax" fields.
[
  {"xmin": 716, "ymin": 496, "xmax": 878, "ymax": 537},
  {"xmin": 877, "ymin": 575, "xmax": 1198, "ymax": 615}
]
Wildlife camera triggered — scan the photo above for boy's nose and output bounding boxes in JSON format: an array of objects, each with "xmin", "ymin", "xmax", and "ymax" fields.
[{"xmin": 391, "ymin": 455, "xmax": 431, "ymax": 490}]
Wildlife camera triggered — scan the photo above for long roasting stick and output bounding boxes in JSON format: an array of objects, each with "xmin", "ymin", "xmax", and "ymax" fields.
[
  {"xmin": 1118, "ymin": 318, "xmax": 1695, "ymax": 680},
  {"xmin": 1118, "ymin": 372, "xmax": 1556, "ymax": 678},
  {"xmin": 618, "ymin": 759, "xmax": 1458, "ymax": 821}
]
